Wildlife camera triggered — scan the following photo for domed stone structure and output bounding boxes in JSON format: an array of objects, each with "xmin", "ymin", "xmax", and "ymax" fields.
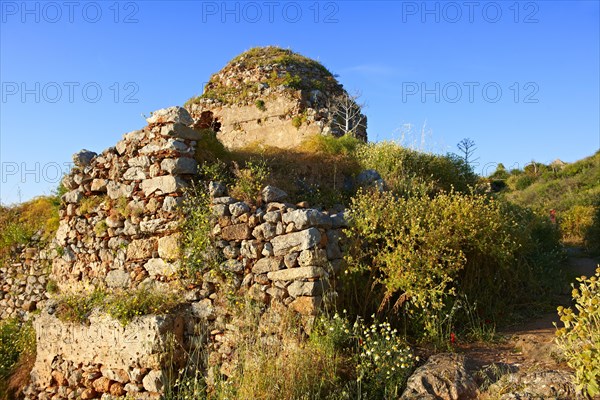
[{"xmin": 185, "ymin": 46, "xmax": 367, "ymax": 149}]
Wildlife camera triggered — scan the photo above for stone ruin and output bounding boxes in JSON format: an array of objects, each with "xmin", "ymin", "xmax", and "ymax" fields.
[
  {"xmin": 0, "ymin": 236, "xmax": 51, "ymax": 320},
  {"xmin": 186, "ymin": 46, "xmax": 368, "ymax": 150},
  {"xmin": 20, "ymin": 106, "xmax": 347, "ymax": 399}
]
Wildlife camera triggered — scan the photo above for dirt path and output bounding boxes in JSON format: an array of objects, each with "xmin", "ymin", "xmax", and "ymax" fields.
[{"xmin": 461, "ymin": 251, "xmax": 598, "ymax": 375}]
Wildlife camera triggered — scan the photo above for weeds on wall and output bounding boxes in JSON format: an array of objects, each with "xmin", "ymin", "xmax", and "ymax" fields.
[
  {"xmin": 180, "ymin": 183, "xmax": 222, "ymax": 279},
  {"xmin": 229, "ymin": 158, "xmax": 271, "ymax": 204},
  {"xmin": 55, "ymin": 288, "xmax": 179, "ymax": 326}
]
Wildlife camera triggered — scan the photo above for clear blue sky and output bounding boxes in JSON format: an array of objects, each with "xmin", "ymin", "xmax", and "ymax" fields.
[{"xmin": 1, "ymin": 0, "xmax": 599, "ymax": 204}]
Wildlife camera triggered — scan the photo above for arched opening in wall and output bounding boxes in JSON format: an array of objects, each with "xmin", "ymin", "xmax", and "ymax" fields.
[{"xmin": 194, "ymin": 111, "xmax": 221, "ymax": 133}]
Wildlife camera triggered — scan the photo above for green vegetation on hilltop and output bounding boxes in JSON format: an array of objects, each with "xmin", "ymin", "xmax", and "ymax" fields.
[
  {"xmin": 186, "ymin": 46, "xmax": 340, "ymax": 106},
  {"xmin": 228, "ymin": 46, "xmax": 333, "ymax": 75},
  {"xmin": 491, "ymin": 151, "xmax": 600, "ymax": 251},
  {"xmin": 0, "ymin": 195, "xmax": 62, "ymax": 261}
]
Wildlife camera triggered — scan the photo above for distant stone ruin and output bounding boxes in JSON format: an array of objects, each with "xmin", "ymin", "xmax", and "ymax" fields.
[{"xmin": 186, "ymin": 46, "xmax": 367, "ymax": 149}]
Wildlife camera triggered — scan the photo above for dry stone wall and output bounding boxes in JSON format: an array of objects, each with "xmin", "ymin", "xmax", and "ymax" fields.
[
  {"xmin": 0, "ymin": 238, "xmax": 52, "ymax": 320},
  {"xmin": 52, "ymin": 107, "xmax": 200, "ymax": 293},
  {"xmin": 209, "ymin": 184, "xmax": 346, "ymax": 316},
  {"xmin": 201, "ymin": 184, "xmax": 347, "ymax": 375},
  {"xmin": 24, "ymin": 105, "xmax": 348, "ymax": 399}
]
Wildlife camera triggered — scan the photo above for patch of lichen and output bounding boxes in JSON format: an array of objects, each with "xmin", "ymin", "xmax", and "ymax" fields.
[{"xmin": 186, "ymin": 46, "xmax": 341, "ymax": 107}]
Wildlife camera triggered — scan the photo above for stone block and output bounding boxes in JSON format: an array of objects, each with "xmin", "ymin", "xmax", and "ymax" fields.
[
  {"xmin": 271, "ymin": 228, "xmax": 321, "ymax": 256},
  {"xmin": 141, "ymin": 176, "xmax": 187, "ymax": 196},
  {"xmin": 221, "ymin": 223, "xmax": 252, "ymax": 241},
  {"xmin": 289, "ymin": 296, "xmax": 322, "ymax": 316},
  {"xmin": 267, "ymin": 266, "xmax": 326, "ymax": 282}
]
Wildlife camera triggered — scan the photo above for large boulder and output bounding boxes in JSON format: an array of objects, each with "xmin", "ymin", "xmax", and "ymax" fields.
[{"xmin": 401, "ymin": 353, "xmax": 479, "ymax": 400}]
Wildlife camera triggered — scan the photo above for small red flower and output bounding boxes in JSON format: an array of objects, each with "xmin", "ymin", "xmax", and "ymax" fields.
[{"xmin": 450, "ymin": 332, "xmax": 456, "ymax": 344}]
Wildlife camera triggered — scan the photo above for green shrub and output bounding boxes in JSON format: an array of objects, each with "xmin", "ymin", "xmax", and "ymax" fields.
[
  {"xmin": 508, "ymin": 174, "xmax": 535, "ymax": 190},
  {"xmin": 344, "ymin": 189, "xmax": 562, "ymax": 343},
  {"xmin": 105, "ymin": 289, "xmax": 179, "ymax": 326},
  {"xmin": 255, "ymin": 99, "xmax": 266, "ymax": 111},
  {"xmin": 0, "ymin": 318, "xmax": 35, "ymax": 399},
  {"xmin": 45, "ymin": 279, "xmax": 59, "ymax": 294},
  {"xmin": 561, "ymin": 205, "xmax": 595, "ymax": 245},
  {"xmin": 300, "ymin": 134, "xmax": 363, "ymax": 156},
  {"xmin": 230, "ymin": 158, "xmax": 271, "ymax": 204},
  {"xmin": 556, "ymin": 267, "xmax": 600, "ymax": 397},
  {"xmin": 310, "ymin": 312, "xmax": 416, "ymax": 398},
  {"xmin": 93, "ymin": 221, "xmax": 108, "ymax": 237},
  {"xmin": 282, "ymin": 72, "xmax": 302, "ymax": 89},
  {"xmin": 181, "ymin": 184, "xmax": 221, "ymax": 278},
  {"xmin": 79, "ymin": 195, "xmax": 105, "ymax": 215},
  {"xmin": 585, "ymin": 198, "xmax": 600, "ymax": 254},
  {"xmin": 354, "ymin": 142, "xmax": 477, "ymax": 195},
  {"xmin": 113, "ymin": 197, "xmax": 143, "ymax": 219},
  {"xmin": 198, "ymin": 159, "xmax": 232, "ymax": 185},
  {"xmin": 0, "ymin": 196, "xmax": 60, "ymax": 260},
  {"xmin": 291, "ymin": 115, "xmax": 304, "ymax": 129},
  {"xmin": 55, "ymin": 289, "xmax": 107, "ymax": 324},
  {"xmin": 194, "ymin": 129, "xmax": 230, "ymax": 165},
  {"xmin": 0, "ymin": 319, "xmax": 35, "ymax": 379}
]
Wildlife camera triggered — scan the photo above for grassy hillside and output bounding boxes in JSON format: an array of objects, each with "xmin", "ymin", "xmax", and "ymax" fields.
[{"xmin": 491, "ymin": 150, "xmax": 600, "ymax": 251}]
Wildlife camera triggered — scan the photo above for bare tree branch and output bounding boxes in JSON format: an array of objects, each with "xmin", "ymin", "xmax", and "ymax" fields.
[{"xmin": 327, "ymin": 91, "xmax": 367, "ymax": 137}]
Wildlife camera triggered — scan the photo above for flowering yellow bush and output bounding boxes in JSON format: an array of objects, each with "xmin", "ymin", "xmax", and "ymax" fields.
[
  {"xmin": 556, "ymin": 267, "xmax": 600, "ymax": 397},
  {"xmin": 345, "ymin": 189, "xmax": 562, "ymax": 343}
]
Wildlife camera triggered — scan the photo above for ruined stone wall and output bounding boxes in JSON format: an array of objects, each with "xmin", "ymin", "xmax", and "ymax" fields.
[
  {"xmin": 26, "ymin": 311, "xmax": 184, "ymax": 400},
  {"xmin": 187, "ymin": 95, "xmax": 329, "ymax": 150},
  {"xmin": 0, "ymin": 239, "xmax": 52, "ymax": 320},
  {"xmin": 26, "ymin": 105, "xmax": 348, "ymax": 399},
  {"xmin": 201, "ymin": 184, "xmax": 347, "ymax": 375},
  {"xmin": 52, "ymin": 107, "xmax": 200, "ymax": 293}
]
